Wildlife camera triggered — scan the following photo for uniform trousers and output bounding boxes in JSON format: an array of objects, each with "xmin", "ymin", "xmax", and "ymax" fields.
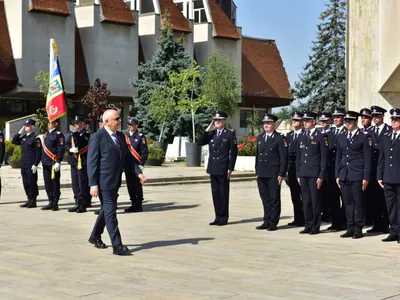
[
  {"xmin": 288, "ymin": 163, "xmax": 304, "ymax": 223},
  {"xmin": 340, "ymin": 180, "xmax": 364, "ymax": 233},
  {"xmin": 328, "ymin": 169, "xmax": 346, "ymax": 228},
  {"xmin": 71, "ymin": 164, "xmax": 90, "ymax": 202},
  {"xmin": 42, "ymin": 165, "xmax": 61, "ymax": 200},
  {"xmin": 126, "ymin": 171, "xmax": 143, "ymax": 203},
  {"xmin": 257, "ymin": 177, "xmax": 281, "ymax": 226},
  {"xmin": 300, "ymin": 177, "xmax": 322, "ymax": 231},
  {"xmin": 21, "ymin": 166, "xmax": 38, "ymax": 198},
  {"xmin": 383, "ymin": 183, "xmax": 400, "ymax": 235},
  {"xmin": 210, "ymin": 175, "xmax": 230, "ymax": 223},
  {"xmin": 369, "ymin": 179, "xmax": 389, "ymax": 229}
]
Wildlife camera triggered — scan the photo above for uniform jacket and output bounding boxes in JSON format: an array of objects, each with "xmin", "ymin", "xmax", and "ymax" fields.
[
  {"xmin": 12, "ymin": 133, "xmax": 42, "ymax": 167},
  {"xmin": 377, "ymin": 131, "xmax": 400, "ymax": 184},
  {"xmin": 255, "ymin": 131, "xmax": 288, "ymax": 178},
  {"xmin": 286, "ymin": 129, "xmax": 303, "ymax": 169},
  {"xmin": 40, "ymin": 129, "xmax": 65, "ymax": 166},
  {"xmin": 125, "ymin": 131, "xmax": 148, "ymax": 171},
  {"xmin": 0, "ymin": 131, "xmax": 5, "ymax": 165},
  {"xmin": 296, "ymin": 129, "xmax": 328, "ymax": 179},
  {"xmin": 198, "ymin": 128, "xmax": 238, "ymax": 176},
  {"xmin": 335, "ymin": 129, "xmax": 372, "ymax": 182},
  {"xmin": 87, "ymin": 128, "xmax": 127, "ymax": 191},
  {"xmin": 369, "ymin": 123, "xmax": 391, "ymax": 169},
  {"xmin": 66, "ymin": 128, "xmax": 90, "ymax": 166}
]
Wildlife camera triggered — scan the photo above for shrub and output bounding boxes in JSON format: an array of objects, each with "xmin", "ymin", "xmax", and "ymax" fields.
[
  {"xmin": 146, "ymin": 136, "xmax": 154, "ymax": 145},
  {"xmin": 5, "ymin": 140, "xmax": 15, "ymax": 153},
  {"xmin": 148, "ymin": 144, "xmax": 165, "ymax": 161},
  {"xmin": 237, "ymin": 134, "xmax": 257, "ymax": 156},
  {"xmin": 8, "ymin": 145, "xmax": 21, "ymax": 162}
]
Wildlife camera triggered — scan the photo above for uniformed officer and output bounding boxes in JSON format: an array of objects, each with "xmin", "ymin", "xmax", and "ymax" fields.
[
  {"xmin": 12, "ymin": 119, "xmax": 42, "ymax": 208},
  {"xmin": 360, "ymin": 108, "xmax": 373, "ymax": 132},
  {"xmin": 286, "ymin": 112, "xmax": 305, "ymax": 226},
  {"xmin": 377, "ymin": 108, "xmax": 400, "ymax": 242},
  {"xmin": 368, "ymin": 105, "xmax": 391, "ymax": 233},
  {"xmin": 66, "ymin": 116, "xmax": 91, "ymax": 213},
  {"xmin": 84, "ymin": 119, "xmax": 91, "ymax": 132},
  {"xmin": 296, "ymin": 111, "xmax": 329, "ymax": 235},
  {"xmin": 198, "ymin": 111, "xmax": 238, "ymax": 226},
  {"xmin": 40, "ymin": 118, "xmax": 65, "ymax": 211},
  {"xmin": 335, "ymin": 111, "xmax": 372, "ymax": 239},
  {"xmin": 124, "ymin": 116, "xmax": 148, "ymax": 213},
  {"xmin": 0, "ymin": 130, "xmax": 5, "ymax": 198},
  {"xmin": 255, "ymin": 114, "xmax": 288, "ymax": 231}
]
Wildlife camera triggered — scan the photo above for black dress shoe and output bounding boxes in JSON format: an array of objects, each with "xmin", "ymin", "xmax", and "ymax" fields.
[
  {"xmin": 382, "ymin": 234, "xmax": 398, "ymax": 242},
  {"xmin": 52, "ymin": 199, "xmax": 59, "ymax": 211},
  {"xmin": 340, "ymin": 231, "xmax": 354, "ymax": 238},
  {"xmin": 20, "ymin": 199, "xmax": 31, "ymax": 208},
  {"xmin": 113, "ymin": 244, "xmax": 130, "ymax": 255},
  {"xmin": 124, "ymin": 206, "xmax": 143, "ymax": 213},
  {"xmin": 209, "ymin": 220, "xmax": 219, "ymax": 226},
  {"xmin": 353, "ymin": 232, "xmax": 363, "ymax": 239},
  {"xmin": 88, "ymin": 237, "xmax": 107, "ymax": 249},
  {"xmin": 309, "ymin": 230, "xmax": 320, "ymax": 235},
  {"xmin": 68, "ymin": 205, "xmax": 79, "ymax": 213},
  {"xmin": 299, "ymin": 229, "xmax": 311, "ymax": 234},
  {"xmin": 256, "ymin": 223, "xmax": 269, "ymax": 230},
  {"xmin": 27, "ymin": 197, "xmax": 37, "ymax": 208},
  {"xmin": 41, "ymin": 199, "xmax": 53, "ymax": 210},
  {"xmin": 217, "ymin": 221, "xmax": 228, "ymax": 226},
  {"xmin": 94, "ymin": 209, "xmax": 101, "ymax": 215},
  {"xmin": 267, "ymin": 225, "xmax": 277, "ymax": 231}
]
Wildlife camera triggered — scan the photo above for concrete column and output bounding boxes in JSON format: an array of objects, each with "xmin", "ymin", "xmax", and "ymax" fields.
[{"xmin": 188, "ymin": 0, "xmax": 194, "ymax": 20}]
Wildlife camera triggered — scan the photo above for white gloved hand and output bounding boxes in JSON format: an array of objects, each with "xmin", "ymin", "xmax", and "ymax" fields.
[
  {"xmin": 139, "ymin": 165, "xmax": 144, "ymax": 172},
  {"xmin": 31, "ymin": 165, "xmax": 37, "ymax": 174},
  {"xmin": 18, "ymin": 126, "xmax": 24, "ymax": 135},
  {"xmin": 69, "ymin": 125, "xmax": 76, "ymax": 133},
  {"xmin": 54, "ymin": 162, "xmax": 60, "ymax": 172},
  {"xmin": 69, "ymin": 147, "xmax": 79, "ymax": 153}
]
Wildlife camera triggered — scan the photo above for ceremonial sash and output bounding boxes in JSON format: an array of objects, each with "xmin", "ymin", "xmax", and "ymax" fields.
[
  {"xmin": 42, "ymin": 134, "xmax": 58, "ymax": 179},
  {"xmin": 125, "ymin": 135, "xmax": 141, "ymax": 163},
  {"xmin": 71, "ymin": 136, "xmax": 88, "ymax": 170}
]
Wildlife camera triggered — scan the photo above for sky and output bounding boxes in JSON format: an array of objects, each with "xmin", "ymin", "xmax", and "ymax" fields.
[{"xmin": 234, "ymin": 0, "xmax": 327, "ymax": 108}]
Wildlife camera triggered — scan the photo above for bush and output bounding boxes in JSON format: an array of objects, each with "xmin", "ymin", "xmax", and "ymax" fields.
[
  {"xmin": 148, "ymin": 144, "xmax": 165, "ymax": 160},
  {"xmin": 5, "ymin": 140, "xmax": 14, "ymax": 153},
  {"xmin": 146, "ymin": 136, "xmax": 154, "ymax": 145},
  {"xmin": 237, "ymin": 134, "xmax": 257, "ymax": 156},
  {"xmin": 8, "ymin": 145, "xmax": 21, "ymax": 162}
]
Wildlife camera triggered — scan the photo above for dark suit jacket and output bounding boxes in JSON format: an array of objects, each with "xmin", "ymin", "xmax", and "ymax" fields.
[
  {"xmin": 335, "ymin": 129, "xmax": 372, "ymax": 182},
  {"xmin": 377, "ymin": 132, "xmax": 400, "ymax": 184},
  {"xmin": 255, "ymin": 131, "xmax": 288, "ymax": 178},
  {"xmin": 87, "ymin": 128, "xmax": 126, "ymax": 191}
]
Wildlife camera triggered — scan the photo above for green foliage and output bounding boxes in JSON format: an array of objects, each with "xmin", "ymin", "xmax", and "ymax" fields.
[
  {"xmin": 33, "ymin": 108, "xmax": 49, "ymax": 133},
  {"xmin": 237, "ymin": 134, "xmax": 257, "ymax": 156},
  {"xmin": 246, "ymin": 106, "xmax": 262, "ymax": 137},
  {"xmin": 146, "ymin": 136, "xmax": 154, "ymax": 145},
  {"xmin": 148, "ymin": 144, "xmax": 165, "ymax": 160},
  {"xmin": 292, "ymin": 0, "xmax": 346, "ymax": 112},
  {"xmin": 5, "ymin": 140, "xmax": 15, "ymax": 153},
  {"xmin": 35, "ymin": 71, "xmax": 50, "ymax": 99},
  {"xmin": 275, "ymin": 107, "xmax": 292, "ymax": 120},
  {"xmin": 8, "ymin": 145, "xmax": 21, "ymax": 162},
  {"xmin": 202, "ymin": 51, "xmax": 242, "ymax": 118}
]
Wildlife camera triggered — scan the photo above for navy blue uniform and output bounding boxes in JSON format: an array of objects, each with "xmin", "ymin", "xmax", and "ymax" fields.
[
  {"xmin": 198, "ymin": 128, "xmax": 238, "ymax": 224},
  {"xmin": 12, "ymin": 133, "xmax": 42, "ymax": 201},
  {"xmin": 255, "ymin": 131, "xmax": 288, "ymax": 227},
  {"xmin": 296, "ymin": 129, "xmax": 329, "ymax": 232},
  {"xmin": 125, "ymin": 131, "xmax": 148, "ymax": 210},
  {"xmin": 0, "ymin": 131, "xmax": 4, "ymax": 198},
  {"xmin": 368, "ymin": 124, "xmax": 391, "ymax": 231},
  {"xmin": 41, "ymin": 130, "xmax": 65, "ymax": 204},
  {"xmin": 377, "ymin": 131, "xmax": 400, "ymax": 237},
  {"xmin": 336, "ymin": 129, "xmax": 372, "ymax": 234}
]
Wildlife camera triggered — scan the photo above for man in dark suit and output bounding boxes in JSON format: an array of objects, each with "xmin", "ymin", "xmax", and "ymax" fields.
[
  {"xmin": 336, "ymin": 111, "xmax": 372, "ymax": 239},
  {"xmin": 296, "ymin": 112, "xmax": 329, "ymax": 235},
  {"xmin": 198, "ymin": 110, "xmax": 238, "ymax": 226},
  {"xmin": 124, "ymin": 117, "xmax": 148, "ymax": 213},
  {"xmin": 368, "ymin": 105, "xmax": 391, "ymax": 233},
  {"xmin": 87, "ymin": 109, "xmax": 131, "ymax": 255},
  {"xmin": 286, "ymin": 112, "xmax": 305, "ymax": 226},
  {"xmin": 377, "ymin": 108, "xmax": 400, "ymax": 242},
  {"xmin": 12, "ymin": 119, "xmax": 42, "ymax": 208},
  {"xmin": 255, "ymin": 114, "xmax": 288, "ymax": 231}
]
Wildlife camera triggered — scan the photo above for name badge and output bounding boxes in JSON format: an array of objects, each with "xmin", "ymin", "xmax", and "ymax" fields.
[
  {"xmin": 223, "ymin": 138, "xmax": 228, "ymax": 142},
  {"xmin": 311, "ymin": 141, "xmax": 317, "ymax": 145}
]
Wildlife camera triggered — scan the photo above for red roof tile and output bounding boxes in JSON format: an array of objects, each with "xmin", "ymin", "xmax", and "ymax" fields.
[
  {"xmin": 99, "ymin": 0, "xmax": 136, "ymax": 26},
  {"xmin": 0, "ymin": 0, "xmax": 18, "ymax": 93},
  {"xmin": 29, "ymin": 0, "xmax": 70, "ymax": 16},
  {"xmin": 75, "ymin": 26, "xmax": 89, "ymax": 96},
  {"xmin": 159, "ymin": 0, "xmax": 192, "ymax": 33},
  {"xmin": 209, "ymin": 0, "xmax": 239, "ymax": 40},
  {"xmin": 242, "ymin": 37, "xmax": 293, "ymax": 101}
]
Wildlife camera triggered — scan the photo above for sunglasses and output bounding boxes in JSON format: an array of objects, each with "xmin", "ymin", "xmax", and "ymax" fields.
[{"xmin": 110, "ymin": 117, "xmax": 121, "ymax": 121}]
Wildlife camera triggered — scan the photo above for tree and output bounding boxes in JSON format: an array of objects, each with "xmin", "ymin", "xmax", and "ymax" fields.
[
  {"xmin": 203, "ymin": 51, "xmax": 242, "ymax": 119},
  {"xmin": 132, "ymin": 11, "xmax": 192, "ymax": 142},
  {"xmin": 34, "ymin": 71, "xmax": 50, "ymax": 132},
  {"xmin": 246, "ymin": 106, "xmax": 261, "ymax": 137},
  {"xmin": 81, "ymin": 78, "xmax": 111, "ymax": 122},
  {"xmin": 292, "ymin": 0, "xmax": 346, "ymax": 112},
  {"xmin": 275, "ymin": 107, "xmax": 292, "ymax": 120}
]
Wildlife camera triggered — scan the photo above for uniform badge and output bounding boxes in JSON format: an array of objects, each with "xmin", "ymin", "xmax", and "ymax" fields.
[
  {"xmin": 60, "ymin": 137, "xmax": 64, "ymax": 145},
  {"xmin": 37, "ymin": 141, "xmax": 41, "ymax": 148},
  {"xmin": 223, "ymin": 138, "xmax": 228, "ymax": 142},
  {"xmin": 234, "ymin": 138, "xmax": 237, "ymax": 145},
  {"xmin": 324, "ymin": 137, "xmax": 328, "ymax": 146},
  {"xmin": 0, "ymin": 137, "xmax": 3, "ymax": 143},
  {"xmin": 142, "ymin": 138, "xmax": 146, "ymax": 144},
  {"xmin": 311, "ymin": 141, "xmax": 317, "ymax": 145},
  {"xmin": 283, "ymin": 139, "xmax": 288, "ymax": 148},
  {"xmin": 368, "ymin": 138, "xmax": 372, "ymax": 146}
]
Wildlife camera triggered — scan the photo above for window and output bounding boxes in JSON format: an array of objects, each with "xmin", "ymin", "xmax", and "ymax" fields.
[{"xmin": 239, "ymin": 109, "xmax": 264, "ymax": 128}]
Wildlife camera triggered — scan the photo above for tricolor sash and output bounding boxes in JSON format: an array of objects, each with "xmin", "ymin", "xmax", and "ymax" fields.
[
  {"xmin": 41, "ymin": 134, "xmax": 58, "ymax": 179},
  {"xmin": 125, "ymin": 134, "xmax": 141, "ymax": 163}
]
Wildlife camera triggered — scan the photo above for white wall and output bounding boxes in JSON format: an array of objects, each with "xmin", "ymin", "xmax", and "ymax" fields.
[{"xmin": 139, "ymin": 14, "xmax": 160, "ymax": 62}]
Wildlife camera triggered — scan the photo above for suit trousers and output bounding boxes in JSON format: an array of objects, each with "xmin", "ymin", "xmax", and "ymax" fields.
[
  {"xmin": 126, "ymin": 171, "xmax": 143, "ymax": 203},
  {"xmin": 370, "ymin": 179, "xmax": 389, "ymax": 229},
  {"xmin": 300, "ymin": 177, "xmax": 322, "ymax": 231},
  {"xmin": 288, "ymin": 163, "xmax": 304, "ymax": 223},
  {"xmin": 42, "ymin": 165, "xmax": 61, "ymax": 200},
  {"xmin": 340, "ymin": 180, "xmax": 364, "ymax": 233},
  {"xmin": 383, "ymin": 183, "xmax": 400, "ymax": 235},
  {"xmin": 210, "ymin": 175, "xmax": 230, "ymax": 223},
  {"xmin": 91, "ymin": 189, "xmax": 122, "ymax": 246},
  {"xmin": 257, "ymin": 177, "xmax": 281, "ymax": 226},
  {"xmin": 21, "ymin": 166, "xmax": 38, "ymax": 198}
]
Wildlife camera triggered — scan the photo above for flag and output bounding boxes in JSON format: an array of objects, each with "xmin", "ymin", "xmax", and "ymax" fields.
[{"xmin": 46, "ymin": 39, "xmax": 66, "ymax": 122}]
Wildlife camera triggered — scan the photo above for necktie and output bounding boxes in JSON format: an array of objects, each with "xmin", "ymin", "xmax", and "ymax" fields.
[
  {"xmin": 392, "ymin": 133, "xmax": 397, "ymax": 145},
  {"xmin": 217, "ymin": 130, "xmax": 221, "ymax": 138},
  {"xmin": 112, "ymin": 132, "xmax": 120, "ymax": 151},
  {"xmin": 335, "ymin": 129, "xmax": 339, "ymax": 135},
  {"xmin": 375, "ymin": 127, "xmax": 379, "ymax": 136},
  {"xmin": 294, "ymin": 133, "xmax": 298, "ymax": 141},
  {"xmin": 348, "ymin": 133, "xmax": 352, "ymax": 141}
]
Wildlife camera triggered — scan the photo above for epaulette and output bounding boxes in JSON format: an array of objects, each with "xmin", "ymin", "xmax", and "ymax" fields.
[
  {"xmin": 139, "ymin": 133, "xmax": 143, "ymax": 136},
  {"xmin": 229, "ymin": 129, "xmax": 234, "ymax": 132},
  {"xmin": 57, "ymin": 131, "xmax": 61, "ymax": 135},
  {"xmin": 384, "ymin": 132, "xmax": 390, "ymax": 136},
  {"xmin": 86, "ymin": 131, "xmax": 90, "ymax": 134},
  {"xmin": 362, "ymin": 131, "xmax": 369, "ymax": 135}
]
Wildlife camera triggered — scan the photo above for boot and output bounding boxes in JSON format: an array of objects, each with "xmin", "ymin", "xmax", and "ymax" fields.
[
  {"xmin": 76, "ymin": 198, "xmax": 87, "ymax": 213},
  {"xmin": 41, "ymin": 198, "xmax": 53, "ymax": 210},
  {"xmin": 52, "ymin": 199, "xmax": 59, "ymax": 211},
  {"xmin": 85, "ymin": 198, "xmax": 92, "ymax": 208},
  {"xmin": 68, "ymin": 199, "xmax": 79, "ymax": 212},
  {"xmin": 20, "ymin": 197, "xmax": 31, "ymax": 208},
  {"xmin": 27, "ymin": 196, "xmax": 37, "ymax": 208}
]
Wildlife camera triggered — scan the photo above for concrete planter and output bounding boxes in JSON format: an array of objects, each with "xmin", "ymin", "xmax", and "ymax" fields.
[
  {"xmin": 8, "ymin": 160, "xmax": 21, "ymax": 169},
  {"xmin": 204, "ymin": 155, "xmax": 255, "ymax": 172}
]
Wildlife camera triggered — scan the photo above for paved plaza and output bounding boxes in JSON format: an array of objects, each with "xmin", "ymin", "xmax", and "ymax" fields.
[{"xmin": 0, "ymin": 181, "xmax": 400, "ymax": 299}]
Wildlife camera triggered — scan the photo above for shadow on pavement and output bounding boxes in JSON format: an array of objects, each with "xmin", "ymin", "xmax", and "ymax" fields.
[
  {"xmin": 228, "ymin": 216, "xmax": 290, "ymax": 225},
  {"xmin": 117, "ymin": 202, "xmax": 200, "ymax": 214},
  {"xmin": 125, "ymin": 238, "xmax": 215, "ymax": 253}
]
